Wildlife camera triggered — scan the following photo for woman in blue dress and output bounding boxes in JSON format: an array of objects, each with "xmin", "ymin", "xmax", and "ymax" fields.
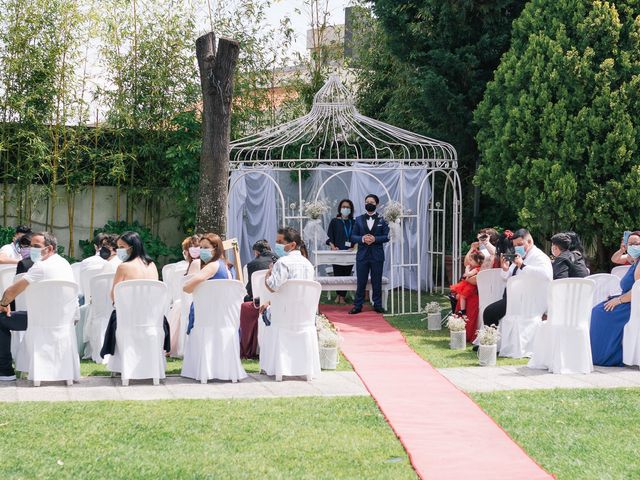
[
  {"xmin": 183, "ymin": 233, "xmax": 231, "ymax": 334},
  {"xmin": 590, "ymin": 231, "xmax": 640, "ymax": 366}
]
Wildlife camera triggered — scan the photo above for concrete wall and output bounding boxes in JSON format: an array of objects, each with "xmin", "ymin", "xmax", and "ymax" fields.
[{"xmin": 0, "ymin": 184, "xmax": 184, "ymax": 259}]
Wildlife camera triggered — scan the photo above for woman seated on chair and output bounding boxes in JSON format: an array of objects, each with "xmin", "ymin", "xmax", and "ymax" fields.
[
  {"xmin": 181, "ymin": 234, "xmax": 202, "ymax": 276},
  {"xmin": 100, "ymin": 231, "xmax": 168, "ymax": 358},
  {"xmin": 183, "ymin": 233, "xmax": 231, "ymax": 333},
  {"xmin": 590, "ymin": 231, "xmax": 640, "ymax": 366}
]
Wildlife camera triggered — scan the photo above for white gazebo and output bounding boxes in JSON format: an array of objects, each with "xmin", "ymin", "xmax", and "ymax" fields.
[{"xmin": 227, "ymin": 75, "xmax": 461, "ymax": 314}]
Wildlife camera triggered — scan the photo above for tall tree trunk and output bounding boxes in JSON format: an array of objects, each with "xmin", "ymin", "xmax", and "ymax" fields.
[{"xmin": 195, "ymin": 32, "xmax": 240, "ymax": 235}]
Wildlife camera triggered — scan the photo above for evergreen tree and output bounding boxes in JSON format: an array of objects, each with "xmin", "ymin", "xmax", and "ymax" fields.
[
  {"xmin": 354, "ymin": 0, "xmax": 526, "ymax": 229},
  {"xmin": 475, "ymin": 0, "xmax": 640, "ymax": 266}
]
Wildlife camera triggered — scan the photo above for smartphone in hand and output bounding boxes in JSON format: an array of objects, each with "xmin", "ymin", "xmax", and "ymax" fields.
[{"xmin": 624, "ymin": 230, "xmax": 632, "ymax": 245}]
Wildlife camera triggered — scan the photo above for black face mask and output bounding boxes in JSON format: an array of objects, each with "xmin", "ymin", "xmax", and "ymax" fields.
[
  {"xmin": 365, "ymin": 203, "xmax": 376, "ymax": 213},
  {"xmin": 99, "ymin": 246, "xmax": 111, "ymax": 260}
]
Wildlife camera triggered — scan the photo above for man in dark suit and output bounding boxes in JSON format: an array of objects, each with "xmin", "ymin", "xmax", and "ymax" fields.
[
  {"xmin": 349, "ymin": 194, "xmax": 390, "ymax": 314},
  {"xmin": 244, "ymin": 239, "xmax": 278, "ymax": 301}
]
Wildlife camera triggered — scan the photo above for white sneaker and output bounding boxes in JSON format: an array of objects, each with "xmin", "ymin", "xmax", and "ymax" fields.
[{"xmin": 0, "ymin": 374, "xmax": 16, "ymax": 381}]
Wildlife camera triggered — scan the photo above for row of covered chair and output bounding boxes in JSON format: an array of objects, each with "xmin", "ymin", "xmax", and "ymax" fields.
[
  {"xmin": 476, "ymin": 266, "xmax": 640, "ymax": 374},
  {"xmin": 6, "ymin": 259, "xmax": 323, "ymax": 386}
]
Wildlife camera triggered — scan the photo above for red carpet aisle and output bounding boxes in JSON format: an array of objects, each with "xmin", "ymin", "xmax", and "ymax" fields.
[{"xmin": 320, "ymin": 305, "xmax": 553, "ymax": 480}]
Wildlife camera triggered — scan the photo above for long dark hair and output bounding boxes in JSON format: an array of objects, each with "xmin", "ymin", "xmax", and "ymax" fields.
[
  {"xmin": 118, "ymin": 231, "xmax": 153, "ymax": 265},
  {"xmin": 278, "ymin": 226, "xmax": 309, "ymax": 259},
  {"xmin": 336, "ymin": 199, "xmax": 355, "ymax": 219}
]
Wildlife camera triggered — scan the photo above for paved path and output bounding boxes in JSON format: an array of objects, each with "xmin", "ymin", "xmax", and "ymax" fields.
[
  {"xmin": 438, "ymin": 365, "xmax": 640, "ymax": 392},
  {"xmin": 0, "ymin": 371, "xmax": 368, "ymax": 402}
]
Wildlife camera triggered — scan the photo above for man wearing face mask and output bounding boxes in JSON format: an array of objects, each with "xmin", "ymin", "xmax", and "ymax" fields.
[
  {"xmin": 265, "ymin": 227, "xmax": 314, "ymax": 293},
  {"xmin": 15, "ymin": 233, "xmax": 34, "ymax": 274},
  {"xmin": 349, "ymin": 194, "xmax": 390, "ymax": 314},
  {"xmin": 0, "ymin": 225, "xmax": 32, "ymax": 265},
  {"xmin": 0, "ymin": 232, "xmax": 77, "ymax": 380},
  {"xmin": 482, "ymin": 228, "xmax": 552, "ymax": 327},
  {"xmin": 99, "ymin": 235, "xmax": 122, "ymax": 274},
  {"xmin": 80, "ymin": 233, "xmax": 109, "ymax": 274}
]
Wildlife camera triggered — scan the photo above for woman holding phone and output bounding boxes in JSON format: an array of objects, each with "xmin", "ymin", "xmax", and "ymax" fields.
[{"xmin": 612, "ymin": 230, "xmax": 633, "ymax": 265}]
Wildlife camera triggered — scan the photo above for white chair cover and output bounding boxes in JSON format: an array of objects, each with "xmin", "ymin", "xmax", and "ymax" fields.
[
  {"xmin": 181, "ymin": 279, "xmax": 247, "ymax": 383},
  {"xmin": 622, "ymin": 281, "xmax": 640, "ymax": 367},
  {"xmin": 586, "ymin": 273, "xmax": 621, "ymax": 307},
  {"xmin": 17, "ymin": 280, "xmax": 80, "ymax": 385},
  {"xmin": 260, "ymin": 279, "xmax": 322, "ymax": 381},
  {"xmin": 1, "ymin": 266, "xmax": 22, "ymax": 358},
  {"xmin": 176, "ymin": 274, "xmax": 195, "ymax": 357},
  {"xmin": 164, "ymin": 266, "xmax": 189, "ymax": 357},
  {"xmin": 611, "ymin": 265, "xmax": 631, "ymax": 279},
  {"xmin": 0, "ymin": 264, "xmax": 16, "ymax": 292},
  {"xmin": 71, "ymin": 262, "xmax": 83, "ymax": 291},
  {"xmin": 13, "ymin": 273, "xmax": 27, "ymax": 310},
  {"xmin": 77, "ymin": 265, "xmax": 104, "ymax": 357},
  {"xmin": 107, "ymin": 280, "xmax": 169, "ymax": 385},
  {"xmin": 528, "ymin": 278, "xmax": 595, "ymax": 374},
  {"xmin": 251, "ymin": 270, "xmax": 273, "ymax": 353},
  {"xmin": 499, "ymin": 273, "xmax": 550, "ymax": 358},
  {"xmin": 476, "ymin": 268, "xmax": 506, "ymax": 327},
  {"xmin": 84, "ymin": 273, "xmax": 115, "ymax": 363}
]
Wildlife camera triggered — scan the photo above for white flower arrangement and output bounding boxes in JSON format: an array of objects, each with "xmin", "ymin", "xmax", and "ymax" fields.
[
  {"xmin": 422, "ymin": 302, "xmax": 441, "ymax": 314},
  {"xmin": 316, "ymin": 314, "xmax": 341, "ymax": 348},
  {"xmin": 446, "ymin": 313, "xmax": 467, "ymax": 332},
  {"xmin": 382, "ymin": 201, "xmax": 404, "ymax": 223},
  {"xmin": 304, "ymin": 200, "xmax": 329, "ymax": 220},
  {"xmin": 476, "ymin": 325, "xmax": 500, "ymax": 346}
]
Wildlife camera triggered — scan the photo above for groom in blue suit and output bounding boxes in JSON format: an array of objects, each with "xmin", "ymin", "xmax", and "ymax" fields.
[{"xmin": 349, "ymin": 194, "xmax": 390, "ymax": 314}]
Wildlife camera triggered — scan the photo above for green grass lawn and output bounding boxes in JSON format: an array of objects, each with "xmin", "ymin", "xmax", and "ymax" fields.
[
  {"xmin": 472, "ymin": 388, "xmax": 640, "ymax": 480},
  {"xmin": 79, "ymin": 352, "xmax": 352, "ymax": 377},
  {"xmin": 0, "ymin": 397, "xmax": 416, "ymax": 480},
  {"xmin": 386, "ymin": 313, "xmax": 529, "ymax": 368}
]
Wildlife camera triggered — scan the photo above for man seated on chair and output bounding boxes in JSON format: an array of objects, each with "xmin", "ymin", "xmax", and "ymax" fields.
[
  {"xmin": 265, "ymin": 227, "xmax": 314, "ymax": 293},
  {"xmin": 0, "ymin": 225, "xmax": 32, "ymax": 265},
  {"xmin": 0, "ymin": 232, "xmax": 76, "ymax": 381},
  {"xmin": 482, "ymin": 228, "xmax": 552, "ymax": 327},
  {"xmin": 245, "ymin": 239, "xmax": 278, "ymax": 302}
]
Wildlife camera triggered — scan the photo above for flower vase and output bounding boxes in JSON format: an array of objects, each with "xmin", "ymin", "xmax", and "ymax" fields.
[
  {"xmin": 450, "ymin": 330, "xmax": 466, "ymax": 350},
  {"xmin": 427, "ymin": 312, "xmax": 442, "ymax": 330},
  {"xmin": 388, "ymin": 220, "xmax": 402, "ymax": 241},
  {"xmin": 319, "ymin": 347, "xmax": 339, "ymax": 370},
  {"xmin": 478, "ymin": 344, "xmax": 497, "ymax": 366}
]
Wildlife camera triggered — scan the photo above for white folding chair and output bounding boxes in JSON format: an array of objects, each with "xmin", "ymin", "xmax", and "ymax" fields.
[
  {"xmin": 17, "ymin": 280, "xmax": 80, "ymax": 386},
  {"xmin": 85, "ymin": 273, "xmax": 115, "ymax": 363},
  {"xmin": 107, "ymin": 280, "xmax": 169, "ymax": 385},
  {"xmin": 611, "ymin": 265, "xmax": 631, "ymax": 279},
  {"xmin": 529, "ymin": 278, "xmax": 595, "ymax": 374},
  {"xmin": 499, "ymin": 273, "xmax": 550, "ymax": 358},
  {"xmin": 586, "ymin": 273, "xmax": 621, "ymax": 307},
  {"xmin": 259, "ymin": 279, "xmax": 322, "ymax": 381},
  {"xmin": 476, "ymin": 268, "xmax": 506, "ymax": 327},
  {"xmin": 622, "ymin": 281, "xmax": 640, "ymax": 367},
  {"xmin": 181, "ymin": 279, "xmax": 247, "ymax": 383},
  {"xmin": 252, "ymin": 270, "xmax": 273, "ymax": 354}
]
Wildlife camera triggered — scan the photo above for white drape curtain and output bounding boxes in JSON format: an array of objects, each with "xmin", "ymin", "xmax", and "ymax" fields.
[
  {"xmin": 227, "ymin": 165, "xmax": 432, "ymax": 290},
  {"xmin": 227, "ymin": 168, "xmax": 279, "ymax": 267}
]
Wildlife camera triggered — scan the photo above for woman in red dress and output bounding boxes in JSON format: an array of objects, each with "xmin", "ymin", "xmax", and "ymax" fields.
[{"xmin": 450, "ymin": 251, "xmax": 484, "ymax": 343}]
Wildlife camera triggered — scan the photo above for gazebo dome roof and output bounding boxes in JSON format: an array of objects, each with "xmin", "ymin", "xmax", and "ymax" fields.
[{"xmin": 230, "ymin": 75, "xmax": 457, "ymax": 167}]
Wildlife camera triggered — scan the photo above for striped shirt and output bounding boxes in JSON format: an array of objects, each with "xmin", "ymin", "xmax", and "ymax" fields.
[{"xmin": 266, "ymin": 250, "xmax": 314, "ymax": 291}]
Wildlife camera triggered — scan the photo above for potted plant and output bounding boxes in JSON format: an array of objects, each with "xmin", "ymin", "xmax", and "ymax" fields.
[
  {"xmin": 475, "ymin": 325, "xmax": 500, "ymax": 366},
  {"xmin": 446, "ymin": 313, "xmax": 467, "ymax": 350},
  {"xmin": 422, "ymin": 301, "xmax": 442, "ymax": 330},
  {"xmin": 316, "ymin": 314, "xmax": 341, "ymax": 370}
]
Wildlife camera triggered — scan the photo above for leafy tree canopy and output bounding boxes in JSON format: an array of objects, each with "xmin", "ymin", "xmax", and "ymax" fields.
[{"xmin": 475, "ymin": 0, "xmax": 640, "ymax": 260}]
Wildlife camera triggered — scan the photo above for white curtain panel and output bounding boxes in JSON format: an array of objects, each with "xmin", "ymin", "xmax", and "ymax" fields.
[{"xmin": 227, "ymin": 165, "xmax": 432, "ymax": 290}]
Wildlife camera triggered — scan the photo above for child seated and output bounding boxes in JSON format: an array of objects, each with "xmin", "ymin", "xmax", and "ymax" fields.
[{"xmin": 449, "ymin": 251, "xmax": 484, "ymax": 315}]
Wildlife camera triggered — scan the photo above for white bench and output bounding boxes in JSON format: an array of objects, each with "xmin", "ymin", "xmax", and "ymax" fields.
[{"xmin": 313, "ymin": 250, "xmax": 390, "ymax": 309}]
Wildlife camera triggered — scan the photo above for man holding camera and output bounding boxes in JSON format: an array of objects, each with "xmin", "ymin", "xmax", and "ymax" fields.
[{"xmin": 482, "ymin": 228, "xmax": 552, "ymax": 327}]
